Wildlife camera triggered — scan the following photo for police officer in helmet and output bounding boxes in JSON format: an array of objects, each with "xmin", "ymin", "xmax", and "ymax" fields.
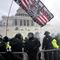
[
  {"xmin": 25, "ymin": 32, "xmax": 41, "ymax": 60},
  {"xmin": 42, "ymin": 31, "xmax": 52, "ymax": 60}
]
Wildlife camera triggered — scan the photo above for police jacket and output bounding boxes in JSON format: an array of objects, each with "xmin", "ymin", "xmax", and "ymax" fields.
[
  {"xmin": 25, "ymin": 37, "xmax": 41, "ymax": 53},
  {"xmin": 42, "ymin": 36, "xmax": 52, "ymax": 50},
  {"xmin": 10, "ymin": 38, "xmax": 23, "ymax": 52}
]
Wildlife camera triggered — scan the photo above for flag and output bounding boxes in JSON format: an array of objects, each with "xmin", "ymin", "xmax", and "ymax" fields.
[{"xmin": 14, "ymin": 0, "xmax": 54, "ymax": 26}]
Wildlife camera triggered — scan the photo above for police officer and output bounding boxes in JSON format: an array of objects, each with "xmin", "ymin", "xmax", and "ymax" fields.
[
  {"xmin": 10, "ymin": 33, "xmax": 23, "ymax": 60},
  {"xmin": 51, "ymin": 34, "xmax": 60, "ymax": 60},
  {"xmin": 52, "ymin": 33, "xmax": 60, "ymax": 48},
  {"xmin": 0, "ymin": 35, "xmax": 7, "ymax": 60},
  {"xmin": 25, "ymin": 32, "xmax": 41, "ymax": 60},
  {"xmin": 1, "ymin": 36, "xmax": 13, "ymax": 60},
  {"xmin": 2, "ymin": 36, "xmax": 11, "ymax": 52},
  {"xmin": 11, "ymin": 33, "xmax": 23, "ymax": 52},
  {"xmin": 42, "ymin": 31, "xmax": 52, "ymax": 60}
]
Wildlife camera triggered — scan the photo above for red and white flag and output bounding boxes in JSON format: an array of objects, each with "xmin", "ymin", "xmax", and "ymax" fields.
[{"xmin": 14, "ymin": 0, "xmax": 54, "ymax": 26}]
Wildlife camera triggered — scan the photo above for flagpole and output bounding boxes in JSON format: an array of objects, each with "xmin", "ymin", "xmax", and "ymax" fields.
[{"xmin": 6, "ymin": 0, "xmax": 13, "ymax": 36}]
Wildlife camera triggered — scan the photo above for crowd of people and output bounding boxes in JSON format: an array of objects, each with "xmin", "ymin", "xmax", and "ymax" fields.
[
  {"xmin": 0, "ymin": 31, "xmax": 60, "ymax": 60},
  {"xmin": 0, "ymin": 32, "xmax": 40, "ymax": 60}
]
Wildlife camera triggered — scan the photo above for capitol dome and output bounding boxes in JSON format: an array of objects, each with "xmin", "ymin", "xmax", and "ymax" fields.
[{"xmin": 15, "ymin": 7, "xmax": 29, "ymax": 16}]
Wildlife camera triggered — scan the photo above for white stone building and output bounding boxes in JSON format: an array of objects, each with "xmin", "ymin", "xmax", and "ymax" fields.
[{"xmin": 0, "ymin": 7, "xmax": 41, "ymax": 38}]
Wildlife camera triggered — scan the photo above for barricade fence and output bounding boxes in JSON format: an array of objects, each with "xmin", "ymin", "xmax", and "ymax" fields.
[
  {"xmin": 0, "ymin": 49, "xmax": 60, "ymax": 60},
  {"xmin": 0, "ymin": 52, "xmax": 28, "ymax": 60},
  {"xmin": 37, "ymin": 49, "xmax": 60, "ymax": 60}
]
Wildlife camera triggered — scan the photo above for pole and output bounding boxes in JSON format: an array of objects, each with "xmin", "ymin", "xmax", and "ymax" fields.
[{"xmin": 6, "ymin": 0, "xmax": 13, "ymax": 36}]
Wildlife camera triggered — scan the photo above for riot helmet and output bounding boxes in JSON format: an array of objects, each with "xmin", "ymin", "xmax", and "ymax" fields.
[
  {"xmin": 15, "ymin": 33, "xmax": 23, "ymax": 39},
  {"xmin": 28, "ymin": 32, "xmax": 34, "ymax": 39},
  {"xmin": 44, "ymin": 31, "xmax": 50, "ymax": 36},
  {"xmin": 3, "ymin": 36, "xmax": 9, "ymax": 42}
]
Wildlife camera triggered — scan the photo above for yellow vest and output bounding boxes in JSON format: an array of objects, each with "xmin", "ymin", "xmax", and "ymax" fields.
[
  {"xmin": 51, "ymin": 39, "xmax": 59, "ymax": 48},
  {"xmin": 5, "ymin": 42, "xmax": 11, "ymax": 49}
]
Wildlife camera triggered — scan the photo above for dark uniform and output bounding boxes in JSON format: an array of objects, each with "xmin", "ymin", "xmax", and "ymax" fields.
[
  {"xmin": 11, "ymin": 37, "xmax": 23, "ymax": 51},
  {"xmin": 10, "ymin": 33, "xmax": 23, "ymax": 60},
  {"xmin": 25, "ymin": 32, "xmax": 41, "ymax": 60},
  {"xmin": 0, "ymin": 35, "xmax": 7, "ymax": 60},
  {"xmin": 42, "ymin": 31, "xmax": 52, "ymax": 60},
  {"xmin": 1, "ymin": 36, "xmax": 14, "ymax": 60},
  {"xmin": 0, "ymin": 35, "xmax": 4, "ymax": 52}
]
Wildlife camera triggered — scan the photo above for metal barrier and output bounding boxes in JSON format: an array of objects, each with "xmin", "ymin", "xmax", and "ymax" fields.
[
  {"xmin": 1, "ymin": 49, "xmax": 60, "ymax": 60},
  {"xmin": 0, "ymin": 52, "xmax": 28, "ymax": 60},
  {"xmin": 37, "ymin": 49, "xmax": 60, "ymax": 60}
]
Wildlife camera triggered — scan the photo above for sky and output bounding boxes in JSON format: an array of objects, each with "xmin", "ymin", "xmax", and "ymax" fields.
[
  {"xmin": 0, "ymin": 0, "xmax": 19, "ymax": 20},
  {"xmin": 0, "ymin": 0, "xmax": 60, "ymax": 33}
]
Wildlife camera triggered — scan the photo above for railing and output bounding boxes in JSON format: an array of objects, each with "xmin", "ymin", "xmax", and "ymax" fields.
[
  {"xmin": 37, "ymin": 49, "xmax": 60, "ymax": 60},
  {"xmin": 0, "ymin": 52, "xmax": 28, "ymax": 60},
  {"xmin": 0, "ymin": 49, "xmax": 60, "ymax": 60}
]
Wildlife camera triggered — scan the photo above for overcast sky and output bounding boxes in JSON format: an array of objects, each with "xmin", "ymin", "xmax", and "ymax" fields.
[
  {"xmin": 0, "ymin": 0, "xmax": 19, "ymax": 19},
  {"xmin": 0, "ymin": 0, "xmax": 60, "ymax": 33}
]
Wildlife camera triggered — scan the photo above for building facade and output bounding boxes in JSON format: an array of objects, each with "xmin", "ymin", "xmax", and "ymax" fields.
[{"xmin": 0, "ymin": 7, "xmax": 41, "ymax": 38}]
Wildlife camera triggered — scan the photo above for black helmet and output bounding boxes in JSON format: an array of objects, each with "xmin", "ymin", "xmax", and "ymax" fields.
[
  {"xmin": 44, "ymin": 31, "xmax": 50, "ymax": 35},
  {"xmin": 3, "ymin": 36, "xmax": 9, "ymax": 42},
  {"xmin": 15, "ymin": 33, "xmax": 23, "ymax": 39},
  {"xmin": 28, "ymin": 32, "xmax": 34, "ymax": 38}
]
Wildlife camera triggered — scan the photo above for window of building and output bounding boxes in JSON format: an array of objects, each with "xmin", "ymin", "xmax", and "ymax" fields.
[
  {"xmin": 27, "ymin": 20, "xmax": 29, "ymax": 26},
  {"xmin": 31, "ymin": 20, "xmax": 34, "ymax": 26},
  {"xmin": 15, "ymin": 19, "xmax": 17, "ymax": 26},
  {"xmin": 16, "ymin": 14, "xmax": 29, "ymax": 16},
  {"xmin": 24, "ymin": 20, "xmax": 26, "ymax": 26},
  {"xmin": 20, "ymin": 20, "xmax": 22, "ymax": 26}
]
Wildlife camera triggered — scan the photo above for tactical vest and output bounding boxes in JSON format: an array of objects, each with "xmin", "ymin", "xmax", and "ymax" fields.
[
  {"xmin": 5, "ymin": 42, "xmax": 11, "ymax": 51},
  {"xmin": 51, "ymin": 39, "xmax": 59, "ymax": 48}
]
